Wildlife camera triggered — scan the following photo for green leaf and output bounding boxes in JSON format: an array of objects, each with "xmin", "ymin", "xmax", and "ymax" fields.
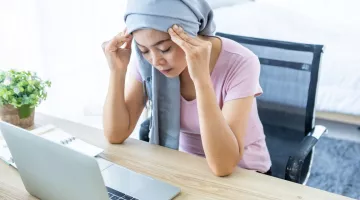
[
  {"xmin": 0, "ymin": 69, "xmax": 51, "ymax": 108},
  {"xmin": 2, "ymin": 93, "xmax": 8, "ymax": 101}
]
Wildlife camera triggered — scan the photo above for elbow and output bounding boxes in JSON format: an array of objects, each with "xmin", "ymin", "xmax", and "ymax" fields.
[
  {"xmin": 210, "ymin": 164, "xmax": 236, "ymax": 177},
  {"xmin": 209, "ymin": 153, "xmax": 242, "ymax": 177},
  {"xmin": 104, "ymin": 130, "xmax": 128, "ymax": 144},
  {"xmin": 211, "ymin": 166, "xmax": 235, "ymax": 177},
  {"xmin": 107, "ymin": 137, "xmax": 125, "ymax": 144}
]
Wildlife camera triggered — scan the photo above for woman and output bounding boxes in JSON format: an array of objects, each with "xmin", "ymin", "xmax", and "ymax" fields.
[{"xmin": 102, "ymin": 0, "xmax": 271, "ymax": 177}]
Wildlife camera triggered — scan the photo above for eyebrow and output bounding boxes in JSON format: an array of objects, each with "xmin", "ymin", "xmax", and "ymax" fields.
[{"xmin": 137, "ymin": 38, "xmax": 171, "ymax": 48}]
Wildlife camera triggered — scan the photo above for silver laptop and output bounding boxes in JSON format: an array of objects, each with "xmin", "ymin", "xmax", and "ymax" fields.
[{"xmin": 0, "ymin": 121, "xmax": 180, "ymax": 200}]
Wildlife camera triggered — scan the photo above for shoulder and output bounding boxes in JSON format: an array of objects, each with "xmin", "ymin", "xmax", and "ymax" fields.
[
  {"xmin": 220, "ymin": 37, "xmax": 260, "ymax": 66},
  {"xmin": 216, "ymin": 37, "xmax": 261, "ymax": 80},
  {"xmin": 214, "ymin": 37, "xmax": 263, "ymax": 100}
]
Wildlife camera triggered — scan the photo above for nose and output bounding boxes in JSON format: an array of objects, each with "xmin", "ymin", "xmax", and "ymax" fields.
[{"xmin": 150, "ymin": 52, "xmax": 165, "ymax": 66}]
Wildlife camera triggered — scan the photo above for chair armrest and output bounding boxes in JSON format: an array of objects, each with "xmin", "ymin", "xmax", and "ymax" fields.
[
  {"xmin": 285, "ymin": 125, "xmax": 328, "ymax": 183},
  {"xmin": 139, "ymin": 118, "xmax": 151, "ymax": 142}
]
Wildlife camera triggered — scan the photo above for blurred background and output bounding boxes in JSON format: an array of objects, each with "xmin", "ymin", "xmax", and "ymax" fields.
[{"xmin": 1, "ymin": 0, "xmax": 359, "ymax": 127}]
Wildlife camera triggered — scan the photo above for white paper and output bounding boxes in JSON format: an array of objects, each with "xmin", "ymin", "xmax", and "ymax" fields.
[
  {"xmin": 41, "ymin": 129, "xmax": 74, "ymax": 143},
  {"xmin": 40, "ymin": 128, "xmax": 104, "ymax": 157},
  {"xmin": 65, "ymin": 139, "xmax": 104, "ymax": 157},
  {"xmin": 0, "ymin": 138, "xmax": 17, "ymax": 168}
]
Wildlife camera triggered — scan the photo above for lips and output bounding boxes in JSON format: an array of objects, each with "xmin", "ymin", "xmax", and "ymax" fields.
[{"xmin": 159, "ymin": 68, "xmax": 172, "ymax": 74}]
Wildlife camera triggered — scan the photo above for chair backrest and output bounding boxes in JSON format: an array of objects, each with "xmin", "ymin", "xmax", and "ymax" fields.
[
  {"xmin": 216, "ymin": 32, "xmax": 324, "ymax": 180},
  {"xmin": 216, "ymin": 32, "xmax": 324, "ymax": 136}
]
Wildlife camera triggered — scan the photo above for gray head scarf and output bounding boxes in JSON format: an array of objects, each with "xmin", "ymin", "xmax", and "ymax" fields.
[{"xmin": 124, "ymin": 0, "xmax": 216, "ymax": 150}]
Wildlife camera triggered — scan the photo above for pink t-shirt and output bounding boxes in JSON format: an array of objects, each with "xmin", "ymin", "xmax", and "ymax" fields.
[{"xmin": 132, "ymin": 37, "xmax": 271, "ymax": 173}]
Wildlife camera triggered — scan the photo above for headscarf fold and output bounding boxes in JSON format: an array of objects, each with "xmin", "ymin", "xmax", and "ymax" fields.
[{"xmin": 124, "ymin": 0, "xmax": 216, "ymax": 149}]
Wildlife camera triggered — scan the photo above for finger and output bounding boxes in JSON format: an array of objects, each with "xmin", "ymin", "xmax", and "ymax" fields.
[
  {"xmin": 114, "ymin": 32, "xmax": 132, "ymax": 46},
  {"xmin": 124, "ymin": 37, "xmax": 132, "ymax": 49},
  {"xmin": 101, "ymin": 40, "xmax": 109, "ymax": 53},
  {"xmin": 172, "ymin": 25, "xmax": 201, "ymax": 46},
  {"xmin": 105, "ymin": 33, "xmax": 132, "ymax": 52},
  {"xmin": 122, "ymin": 27, "xmax": 128, "ymax": 36},
  {"xmin": 168, "ymin": 28, "xmax": 191, "ymax": 52},
  {"xmin": 122, "ymin": 27, "xmax": 132, "ymax": 49}
]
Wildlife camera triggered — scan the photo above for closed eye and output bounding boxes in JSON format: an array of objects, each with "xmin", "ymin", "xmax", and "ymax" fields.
[
  {"xmin": 160, "ymin": 47, "xmax": 171, "ymax": 54},
  {"xmin": 140, "ymin": 50, "xmax": 149, "ymax": 54},
  {"xmin": 139, "ymin": 46, "xmax": 171, "ymax": 55}
]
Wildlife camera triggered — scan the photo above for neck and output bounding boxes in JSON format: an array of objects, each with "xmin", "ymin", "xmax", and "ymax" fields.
[{"xmin": 207, "ymin": 36, "xmax": 222, "ymax": 74}]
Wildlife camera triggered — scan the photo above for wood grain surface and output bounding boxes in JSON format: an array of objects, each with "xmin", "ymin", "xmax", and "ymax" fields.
[{"xmin": 0, "ymin": 113, "xmax": 354, "ymax": 200}]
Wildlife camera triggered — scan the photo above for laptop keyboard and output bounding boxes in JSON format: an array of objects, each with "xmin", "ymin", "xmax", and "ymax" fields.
[{"xmin": 106, "ymin": 186, "xmax": 139, "ymax": 200}]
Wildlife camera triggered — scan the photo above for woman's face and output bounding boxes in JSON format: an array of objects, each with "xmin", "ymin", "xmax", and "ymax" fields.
[{"xmin": 133, "ymin": 29, "xmax": 187, "ymax": 78}]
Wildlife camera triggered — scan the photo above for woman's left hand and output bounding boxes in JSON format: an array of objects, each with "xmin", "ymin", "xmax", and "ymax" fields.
[{"xmin": 168, "ymin": 25, "xmax": 212, "ymax": 84}]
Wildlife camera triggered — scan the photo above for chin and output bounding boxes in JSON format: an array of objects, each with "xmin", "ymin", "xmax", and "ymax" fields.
[
  {"xmin": 164, "ymin": 73, "xmax": 179, "ymax": 78},
  {"xmin": 160, "ymin": 68, "xmax": 182, "ymax": 78}
]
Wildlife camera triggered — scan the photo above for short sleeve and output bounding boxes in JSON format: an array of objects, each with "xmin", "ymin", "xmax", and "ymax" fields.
[
  {"xmin": 224, "ymin": 55, "xmax": 263, "ymax": 102},
  {"xmin": 128, "ymin": 54, "xmax": 142, "ymax": 82}
]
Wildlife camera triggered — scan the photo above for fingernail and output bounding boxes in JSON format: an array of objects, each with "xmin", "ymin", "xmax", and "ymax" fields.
[{"xmin": 174, "ymin": 24, "xmax": 179, "ymax": 30}]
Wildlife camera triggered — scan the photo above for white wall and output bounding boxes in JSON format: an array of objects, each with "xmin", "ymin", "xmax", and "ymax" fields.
[
  {"xmin": 0, "ymin": 0, "xmax": 136, "ymax": 131},
  {"xmin": 0, "ymin": 0, "xmax": 43, "ymax": 72},
  {"xmin": 33, "ymin": 0, "xmax": 128, "ymax": 122},
  {"xmin": 1, "ymin": 0, "xmax": 359, "ymax": 131},
  {"xmin": 214, "ymin": 0, "xmax": 360, "ymax": 115}
]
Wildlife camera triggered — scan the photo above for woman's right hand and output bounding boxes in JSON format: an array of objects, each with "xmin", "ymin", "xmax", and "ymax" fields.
[{"xmin": 102, "ymin": 29, "xmax": 133, "ymax": 71}]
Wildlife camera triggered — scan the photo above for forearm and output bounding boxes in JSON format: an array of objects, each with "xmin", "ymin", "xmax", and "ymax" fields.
[
  {"xmin": 103, "ymin": 69, "xmax": 131, "ymax": 143},
  {"xmin": 195, "ymin": 78, "xmax": 240, "ymax": 176}
]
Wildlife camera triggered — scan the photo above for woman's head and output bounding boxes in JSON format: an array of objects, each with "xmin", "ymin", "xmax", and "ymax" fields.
[
  {"xmin": 133, "ymin": 29, "xmax": 187, "ymax": 78},
  {"xmin": 124, "ymin": 0, "xmax": 215, "ymax": 77}
]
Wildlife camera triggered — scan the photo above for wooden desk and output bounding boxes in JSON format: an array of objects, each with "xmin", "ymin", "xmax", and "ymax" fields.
[{"xmin": 0, "ymin": 113, "xmax": 354, "ymax": 200}]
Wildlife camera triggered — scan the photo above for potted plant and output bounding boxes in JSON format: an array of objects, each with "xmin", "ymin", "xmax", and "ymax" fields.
[{"xmin": 0, "ymin": 69, "xmax": 51, "ymax": 128}]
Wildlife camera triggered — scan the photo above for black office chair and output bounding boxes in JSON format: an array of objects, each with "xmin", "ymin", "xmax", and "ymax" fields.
[{"xmin": 216, "ymin": 32, "xmax": 328, "ymax": 184}]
